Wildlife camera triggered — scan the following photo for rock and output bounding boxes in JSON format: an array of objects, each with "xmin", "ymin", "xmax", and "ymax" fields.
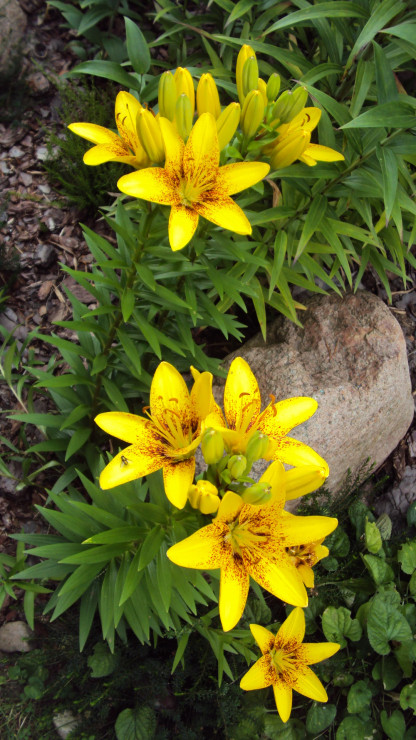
[
  {"xmin": 9, "ymin": 145, "xmax": 24, "ymax": 158},
  {"xmin": 0, "ymin": 0, "xmax": 26, "ymax": 73},
  {"xmin": 27, "ymin": 71, "xmax": 50, "ymax": 95},
  {"xmin": 374, "ymin": 466, "xmax": 416, "ymax": 521},
  {"xmin": 36, "ymin": 243, "xmax": 57, "ymax": 267},
  {"xmin": 215, "ymin": 292, "xmax": 414, "ymax": 498},
  {"xmin": 0, "ymin": 621, "xmax": 33, "ymax": 652},
  {"xmin": 53, "ymin": 710, "xmax": 80, "ymax": 739}
]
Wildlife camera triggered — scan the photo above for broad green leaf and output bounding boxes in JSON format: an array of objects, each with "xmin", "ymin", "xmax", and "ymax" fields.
[
  {"xmin": 67, "ymin": 60, "xmax": 140, "ymax": 89},
  {"xmin": 362, "ymin": 553, "xmax": 394, "ymax": 584},
  {"xmin": 324, "ymin": 526, "xmax": 350, "ymax": 558},
  {"xmin": 341, "ymin": 101, "xmax": 415, "ymax": 129},
  {"xmin": 115, "ymin": 706, "xmax": 156, "ymax": 740},
  {"xmin": 380, "ymin": 710, "xmax": 406, "ymax": 740},
  {"xmin": 347, "ymin": 680, "xmax": 372, "ymax": 713},
  {"xmin": 88, "ymin": 642, "xmax": 119, "ymax": 678},
  {"xmin": 400, "ymin": 682, "xmax": 416, "ymax": 713},
  {"xmin": 367, "ymin": 595, "xmax": 412, "ymax": 655},
  {"xmin": 321, "ymin": 606, "xmax": 362, "ymax": 648},
  {"xmin": 306, "ymin": 703, "xmax": 336, "ymax": 734},
  {"xmin": 397, "ymin": 541, "xmax": 416, "ymax": 574},
  {"xmin": 336, "ymin": 716, "xmax": 376, "ymax": 739},
  {"xmin": 365, "ymin": 519, "xmax": 382, "ymax": 553},
  {"xmin": 77, "ymin": 8, "xmax": 110, "ymax": 35},
  {"xmin": 124, "ymin": 17, "xmax": 151, "ymax": 75}
]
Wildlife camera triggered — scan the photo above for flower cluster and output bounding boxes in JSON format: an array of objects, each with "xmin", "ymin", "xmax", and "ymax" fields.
[
  {"xmin": 68, "ymin": 48, "xmax": 344, "ymax": 250},
  {"xmin": 95, "ymin": 357, "xmax": 340, "ymax": 721}
]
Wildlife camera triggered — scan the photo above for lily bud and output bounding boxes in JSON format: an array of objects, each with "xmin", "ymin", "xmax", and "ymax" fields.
[
  {"xmin": 201, "ymin": 428, "xmax": 225, "ymax": 465},
  {"xmin": 197, "ymin": 73, "xmax": 221, "ymax": 119},
  {"xmin": 174, "ymin": 94, "xmax": 193, "ymax": 140},
  {"xmin": 245, "ymin": 431, "xmax": 269, "ymax": 463},
  {"xmin": 273, "ymin": 87, "xmax": 308, "ymax": 124},
  {"xmin": 136, "ymin": 109, "xmax": 165, "ymax": 163},
  {"xmin": 188, "ymin": 480, "xmax": 220, "ymax": 514},
  {"xmin": 216, "ymin": 102, "xmax": 240, "ymax": 150},
  {"xmin": 266, "ymin": 73, "xmax": 280, "ymax": 102},
  {"xmin": 236, "ymin": 44, "xmax": 256, "ymax": 104},
  {"xmin": 158, "ymin": 71, "xmax": 176, "ymax": 121},
  {"xmin": 174, "ymin": 66, "xmax": 195, "ymax": 119},
  {"xmin": 242, "ymin": 56, "xmax": 259, "ymax": 98},
  {"xmin": 241, "ymin": 482, "xmax": 272, "ymax": 506},
  {"xmin": 270, "ymin": 130, "xmax": 309, "ymax": 169},
  {"xmin": 284, "ymin": 464, "xmax": 329, "ymax": 501},
  {"xmin": 227, "ymin": 454, "xmax": 247, "ymax": 479},
  {"xmin": 241, "ymin": 89, "xmax": 265, "ymax": 139},
  {"xmin": 257, "ymin": 78, "xmax": 268, "ymax": 107}
]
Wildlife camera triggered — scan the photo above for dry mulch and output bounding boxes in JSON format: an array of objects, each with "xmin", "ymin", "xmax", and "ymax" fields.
[{"xmin": 1, "ymin": 1, "xmax": 416, "ymax": 624}]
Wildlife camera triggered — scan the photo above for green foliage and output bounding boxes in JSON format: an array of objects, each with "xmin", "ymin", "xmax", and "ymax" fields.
[
  {"xmin": 44, "ymin": 81, "xmax": 127, "ymax": 212},
  {"xmin": 0, "ymin": 542, "xmax": 51, "ymax": 630}
]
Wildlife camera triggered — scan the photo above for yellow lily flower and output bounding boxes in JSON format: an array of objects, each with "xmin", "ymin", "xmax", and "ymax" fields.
[
  {"xmin": 267, "ymin": 107, "xmax": 345, "ymax": 169},
  {"xmin": 118, "ymin": 113, "xmax": 270, "ymax": 251},
  {"xmin": 68, "ymin": 91, "xmax": 150, "ymax": 169},
  {"xmin": 240, "ymin": 608, "xmax": 340, "ymax": 723},
  {"xmin": 167, "ymin": 471, "xmax": 337, "ymax": 631},
  {"xmin": 95, "ymin": 362, "xmax": 214, "ymax": 509},
  {"xmin": 206, "ymin": 357, "xmax": 328, "ymax": 471}
]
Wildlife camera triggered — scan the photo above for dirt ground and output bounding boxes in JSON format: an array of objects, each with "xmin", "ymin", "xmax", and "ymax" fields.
[{"xmin": 1, "ymin": 1, "xmax": 416, "ymax": 624}]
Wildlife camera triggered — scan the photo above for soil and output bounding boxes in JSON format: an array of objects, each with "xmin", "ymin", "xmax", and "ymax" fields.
[{"xmin": 1, "ymin": 2, "xmax": 416, "ymax": 625}]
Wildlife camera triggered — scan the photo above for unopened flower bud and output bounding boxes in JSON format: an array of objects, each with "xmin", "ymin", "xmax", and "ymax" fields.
[
  {"xmin": 257, "ymin": 78, "xmax": 268, "ymax": 107},
  {"xmin": 236, "ymin": 44, "xmax": 256, "ymax": 104},
  {"xmin": 158, "ymin": 71, "xmax": 177, "ymax": 121},
  {"xmin": 266, "ymin": 73, "xmax": 281, "ymax": 102},
  {"xmin": 241, "ymin": 89, "xmax": 265, "ymax": 139},
  {"xmin": 284, "ymin": 464, "xmax": 329, "ymax": 501},
  {"xmin": 270, "ymin": 130, "xmax": 309, "ymax": 169},
  {"xmin": 227, "ymin": 454, "xmax": 247, "ymax": 479},
  {"xmin": 137, "ymin": 109, "xmax": 165, "ymax": 163},
  {"xmin": 188, "ymin": 480, "xmax": 220, "ymax": 514},
  {"xmin": 242, "ymin": 56, "xmax": 259, "ymax": 98},
  {"xmin": 197, "ymin": 73, "xmax": 221, "ymax": 119},
  {"xmin": 242, "ymin": 482, "xmax": 272, "ymax": 506},
  {"xmin": 272, "ymin": 87, "xmax": 308, "ymax": 124},
  {"xmin": 175, "ymin": 94, "xmax": 193, "ymax": 140},
  {"xmin": 201, "ymin": 428, "xmax": 225, "ymax": 465},
  {"xmin": 216, "ymin": 102, "xmax": 240, "ymax": 150},
  {"xmin": 174, "ymin": 66, "xmax": 195, "ymax": 119},
  {"xmin": 245, "ymin": 431, "xmax": 269, "ymax": 463}
]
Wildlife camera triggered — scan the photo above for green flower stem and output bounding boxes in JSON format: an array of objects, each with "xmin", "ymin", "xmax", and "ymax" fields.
[{"xmin": 90, "ymin": 208, "xmax": 154, "ymax": 422}]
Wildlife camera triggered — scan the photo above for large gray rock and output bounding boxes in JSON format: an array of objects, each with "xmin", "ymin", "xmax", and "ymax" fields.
[
  {"xmin": 215, "ymin": 292, "xmax": 414, "ymax": 496},
  {"xmin": 0, "ymin": 620, "xmax": 33, "ymax": 652},
  {"xmin": 0, "ymin": 0, "xmax": 27, "ymax": 73}
]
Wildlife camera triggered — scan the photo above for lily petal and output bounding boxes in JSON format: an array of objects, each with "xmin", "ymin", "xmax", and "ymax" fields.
[
  {"xmin": 216, "ymin": 490, "xmax": 244, "ymax": 522},
  {"xmin": 115, "ymin": 91, "xmax": 143, "ymax": 154},
  {"xmin": 301, "ymin": 642, "xmax": 340, "ymax": 665},
  {"xmin": 163, "ymin": 458, "xmax": 195, "ymax": 509},
  {"xmin": 150, "ymin": 361, "xmax": 191, "ymax": 431},
  {"xmin": 250, "ymin": 624, "xmax": 275, "ymax": 654},
  {"xmin": 216, "ymin": 161, "xmax": 270, "ymax": 196},
  {"xmin": 277, "ymin": 606, "xmax": 305, "ymax": 645},
  {"xmin": 184, "ymin": 112, "xmax": 219, "ymax": 181},
  {"xmin": 273, "ymin": 684, "xmax": 293, "ymax": 723},
  {"xmin": 294, "ymin": 666, "xmax": 328, "ymax": 702},
  {"xmin": 167, "ymin": 523, "xmax": 224, "ymax": 568},
  {"xmin": 159, "ymin": 117, "xmax": 185, "ymax": 173},
  {"xmin": 258, "ymin": 397, "xmax": 318, "ymax": 439},
  {"xmin": 280, "ymin": 514, "xmax": 338, "ymax": 545},
  {"xmin": 99, "ymin": 445, "xmax": 163, "ymax": 489},
  {"xmin": 248, "ymin": 556, "xmax": 308, "ymax": 607},
  {"xmin": 118, "ymin": 167, "xmax": 179, "ymax": 205},
  {"xmin": 68, "ymin": 122, "xmax": 120, "ymax": 145},
  {"xmin": 240, "ymin": 655, "xmax": 274, "ymax": 690},
  {"xmin": 224, "ymin": 357, "xmax": 261, "ymax": 432},
  {"xmin": 301, "ymin": 143, "xmax": 345, "ymax": 163},
  {"xmin": 271, "ymin": 437, "xmax": 328, "ymax": 468},
  {"xmin": 298, "ymin": 564, "xmax": 315, "ymax": 588},
  {"xmin": 195, "ymin": 195, "xmax": 252, "ymax": 235},
  {"xmin": 190, "ymin": 370, "xmax": 213, "ymax": 424},
  {"xmin": 83, "ymin": 145, "xmax": 136, "ymax": 166},
  {"xmin": 288, "ymin": 107, "xmax": 321, "ymax": 133},
  {"xmin": 95, "ymin": 412, "xmax": 148, "ymax": 443},
  {"xmin": 219, "ymin": 553, "xmax": 249, "ymax": 630},
  {"xmin": 259, "ymin": 461, "xmax": 286, "ymax": 509},
  {"xmin": 169, "ymin": 205, "xmax": 199, "ymax": 250}
]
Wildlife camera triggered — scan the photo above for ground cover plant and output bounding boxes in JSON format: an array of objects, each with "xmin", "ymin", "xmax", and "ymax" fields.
[{"xmin": 1, "ymin": 0, "xmax": 416, "ymax": 738}]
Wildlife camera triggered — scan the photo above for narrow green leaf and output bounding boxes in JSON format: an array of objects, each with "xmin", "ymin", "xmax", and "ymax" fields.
[
  {"xmin": 156, "ymin": 548, "xmax": 172, "ymax": 613},
  {"xmin": 121, "ymin": 288, "xmax": 135, "ymax": 322},
  {"xmin": 225, "ymin": 0, "xmax": 254, "ymax": 27},
  {"xmin": 264, "ymin": 2, "xmax": 366, "ymax": 35},
  {"xmin": 83, "ymin": 527, "xmax": 143, "ymax": 546},
  {"xmin": 171, "ymin": 632, "xmax": 190, "ymax": 674},
  {"xmin": 341, "ymin": 101, "xmax": 415, "ymax": 129},
  {"xmin": 344, "ymin": 0, "xmax": 406, "ymax": 71},
  {"xmin": 65, "ymin": 427, "xmax": 92, "ymax": 461},
  {"xmin": 295, "ymin": 195, "xmax": 327, "ymax": 260},
  {"xmin": 67, "ymin": 60, "xmax": 140, "ymax": 89},
  {"xmin": 376, "ymin": 146, "xmax": 398, "ymax": 223},
  {"xmin": 124, "ymin": 17, "xmax": 151, "ymax": 74},
  {"xmin": 119, "ymin": 548, "xmax": 144, "ymax": 606},
  {"xmin": 138, "ymin": 526, "xmax": 165, "ymax": 570},
  {"xmin": 59, "ymin": 544, "xmax": 128, "ymax": 565},
  {"xmin": 373, "ymin": 41, "xmax": 399, "ymax": 105}
]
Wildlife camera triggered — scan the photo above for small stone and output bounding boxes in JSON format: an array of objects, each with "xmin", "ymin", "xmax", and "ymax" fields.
[
  {"xmin": 27, "ymin": 71, "xmax": 50, "ymax": 95},
  {"xmin": 9, "ymin": 146, "xmax": 24, "ymax": 158},
  {"xmin": 36, "ymin": 243, "xmax": 56, "ymax": 267},
  {"xmin": 36, "ymin": 146, "xmax": 49, "ymax": 161},
  {"xmin": 38, "ymin": 280, "xmax": 54, "ymax": 300},
  {"xmin": 53, "ymin": 710, "xmax": 80, "ymax": 739},
  {"xmin": 38, "ymin": 305, "xmax": 47, "ymax": 316},
  {"xmin": 38, "ymin": 183, "xmax": 51, "ymax": 194},
  {"xmin": 0, "ymin": 621, "xmax": 33, "ymax": 652},
  {"xmin": 0, "ymin": 160, "xmax": 12, "ymax": 174},
  {"xmin": 0, "ymin": 0, "xmax": 26, "ymax": 73},
  {"xmin": 20, "ymin": 172, "xmax": 33, "ymax": 186}
]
